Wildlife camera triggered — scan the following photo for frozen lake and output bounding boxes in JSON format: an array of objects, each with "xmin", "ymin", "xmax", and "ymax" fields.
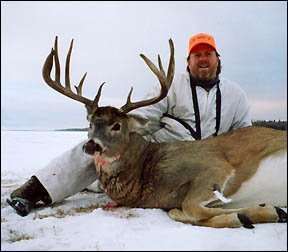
[
  {"xmin": 1, "ymin": 130, "xmax": 287, "ymax": 251},
  {"xmin": 1, "ymin": 130, "xmax": 88, "ymax": 180}
]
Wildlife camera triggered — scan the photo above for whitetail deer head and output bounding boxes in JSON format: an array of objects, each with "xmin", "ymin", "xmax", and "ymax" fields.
[{"xmin": 42, "ymin": 36, "xmax": 174, "ymax": 158}]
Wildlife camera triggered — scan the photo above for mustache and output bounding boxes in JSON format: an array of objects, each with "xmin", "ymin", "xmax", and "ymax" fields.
[{"xmin": 198, "ymin": 60, "xmax": 210, "ymax": 66}]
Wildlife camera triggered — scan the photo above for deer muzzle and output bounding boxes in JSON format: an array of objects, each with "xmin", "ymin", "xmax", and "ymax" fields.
[{"xmin": 83, "ymin": 139, "xmax": 104, "ymax": 155}]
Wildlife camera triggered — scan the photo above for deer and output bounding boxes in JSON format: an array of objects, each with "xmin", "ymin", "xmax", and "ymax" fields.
[{"xmin": 42, "ymin": 36, "xmax": 287, "ymax": 228}]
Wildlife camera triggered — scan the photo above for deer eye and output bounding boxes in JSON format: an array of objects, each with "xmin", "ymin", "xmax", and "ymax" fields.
[{"xmin": 111, "ymin": 123, "xmax": 121, "ymax": 131}]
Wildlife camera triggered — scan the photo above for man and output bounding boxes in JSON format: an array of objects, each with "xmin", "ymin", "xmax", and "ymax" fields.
[{"xmin": 7, "ymin": 33, "xmax": 252, "ymax": 216}]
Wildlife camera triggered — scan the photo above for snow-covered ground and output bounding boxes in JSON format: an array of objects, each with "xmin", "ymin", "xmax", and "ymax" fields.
[{"xmin": 1, "ymin": 130, "xmax": 287, "ymax": 251}]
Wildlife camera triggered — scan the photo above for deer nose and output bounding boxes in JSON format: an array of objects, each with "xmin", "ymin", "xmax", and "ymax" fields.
[{"xmin": 83, "ymin": 139, "xmax": 103, "ymax": 155}]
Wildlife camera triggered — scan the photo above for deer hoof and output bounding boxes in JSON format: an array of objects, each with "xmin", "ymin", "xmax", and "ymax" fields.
[
  {"xmin": 275, "ymin": 207, "xmax": 287, "ymax": 223},
  {"xmin": 237, "ymin": 213, "xmax": 254, "ymax": 229}
]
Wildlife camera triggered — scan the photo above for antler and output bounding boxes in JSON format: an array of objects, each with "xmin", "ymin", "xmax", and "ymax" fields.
[
  {"xmin": 120, "ymin": 39, "xmax": 175, "ymax": 113},
  {"xmin": 42, "ymin": 36, "xmax": 105, "ymax": 115}
]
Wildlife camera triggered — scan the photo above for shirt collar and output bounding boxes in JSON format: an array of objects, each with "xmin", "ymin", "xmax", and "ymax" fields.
[{"xmin": 189, "ymin": 74, "xmax": 219, "ymax": 91}]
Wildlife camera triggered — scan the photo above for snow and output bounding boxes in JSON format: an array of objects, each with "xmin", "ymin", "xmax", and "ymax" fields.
[{"xmin": 1, "ymin": 130, "xmax": 287, "ymax": 251}]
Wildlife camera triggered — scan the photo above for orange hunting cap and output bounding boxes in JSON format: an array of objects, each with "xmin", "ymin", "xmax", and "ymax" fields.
[{"xmin": 188, "ymin": 33, "xmax": 217, "ymax": 56}]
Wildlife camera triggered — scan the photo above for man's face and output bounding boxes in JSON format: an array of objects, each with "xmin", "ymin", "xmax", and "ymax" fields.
[{"xmin": 187, "ymin": 44, "xmax": 219, "ymax": 80}]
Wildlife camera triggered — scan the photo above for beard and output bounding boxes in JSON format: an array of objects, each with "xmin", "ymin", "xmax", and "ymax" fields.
[
  {"xmin": 190, "ymin": 60, "xmax": 218, "ymax": 80},
  {"xmin": 194, "ymin": 66, "xmax": 217, "ymax": 80}
]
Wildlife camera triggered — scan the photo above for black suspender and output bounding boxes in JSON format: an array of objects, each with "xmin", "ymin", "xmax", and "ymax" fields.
[
  {"xmin": 190, "ymin": 82, "xmax": 202, "ymax": 140},
  {"xmin": 214, "ymin": 81, "xmax": 221, "ymax": 137},
  {"xmin": 163, "ymin": 77, "xmax": 221, "ymax": 140},
  {"xmin": 162, "ymin": 112, "xmax": 199, "ymax": 140}
]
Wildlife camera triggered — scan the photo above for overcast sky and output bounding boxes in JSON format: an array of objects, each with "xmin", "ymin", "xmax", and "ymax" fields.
[{"xmin": 1, "ymin": 1, "xmax": 287, "ymax": 130}]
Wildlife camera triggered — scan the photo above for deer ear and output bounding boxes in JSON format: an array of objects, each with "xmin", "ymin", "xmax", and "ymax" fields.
[{"xmin": 128, "ymin": 114, "xmax": 163, "ymax": 136}]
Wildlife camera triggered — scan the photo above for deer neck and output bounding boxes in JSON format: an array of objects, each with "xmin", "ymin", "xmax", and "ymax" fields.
[
  {"xmin": 95, "ymin": 133, "xmax": 156, "ymax": 205},
  {"xmin": 121, "ymin": 132, "xmax": 156, "ymax": 173}
]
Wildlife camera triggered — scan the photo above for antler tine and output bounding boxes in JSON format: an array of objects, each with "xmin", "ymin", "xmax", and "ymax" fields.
[
  {"xmin": 126, "ymin": 87, "xmax": 133, "ymax": 104},
  {"xmin": 65, "ymin": 39, "xmax": 74, "ymax": 91},
  {"xmin": 166, "ymin": 39, "xmax": 175, "ymax": 88},
  {"xmin": 42, "ymin": 36, "xmax": 97, "ymax": 108},
  {"xmin": 92, "ymin": 82, "xmax": 106, "ymax": 107},
  {"xmin": 158, "ymin": 54, "xmax": 165, "ymax": 77},
  {"xmin": 119, "ymin": 87, "xmax": 133, "ymax": 113},
  {"xmin": 74, "ymin": 72, "xmax": 87, "ymax": 96},
  {"xmin": 54, "ymin": 36, "xmax": 61, "ymax": 83},
  {"xmin": 84, "ymin": 81, "xmax": 106, "ymax": 116},
  {"xmin": 119, "ymin": 39, "xmax": 175, "ymax": 114},
  {"xmin": 140, "ymin": 54, "xmax": 167, "ymax": 86}
]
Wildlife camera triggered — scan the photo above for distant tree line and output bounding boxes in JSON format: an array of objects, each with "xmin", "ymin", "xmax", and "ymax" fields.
[
  {"xmin": 55, "ymin": 128, "xmax": 88, "ymax": 131},
  {"xmin": 252, "ymin": 120, "xmax": 287, "ymax": 131},
  {"xmin": 56, "ymin": 120, "xmax": 287, "ymax": 132}
]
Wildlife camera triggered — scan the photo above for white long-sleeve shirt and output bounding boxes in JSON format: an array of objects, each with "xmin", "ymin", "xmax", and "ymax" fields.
[{"xmin": 130, "ymin": 71, "xmax": 252, "ymax": 142}]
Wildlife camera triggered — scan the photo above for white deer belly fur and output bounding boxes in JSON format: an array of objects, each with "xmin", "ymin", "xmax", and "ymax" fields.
[{"xmin": 215, "ymin": 152, "xmax": 287, "ymax": 209}]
